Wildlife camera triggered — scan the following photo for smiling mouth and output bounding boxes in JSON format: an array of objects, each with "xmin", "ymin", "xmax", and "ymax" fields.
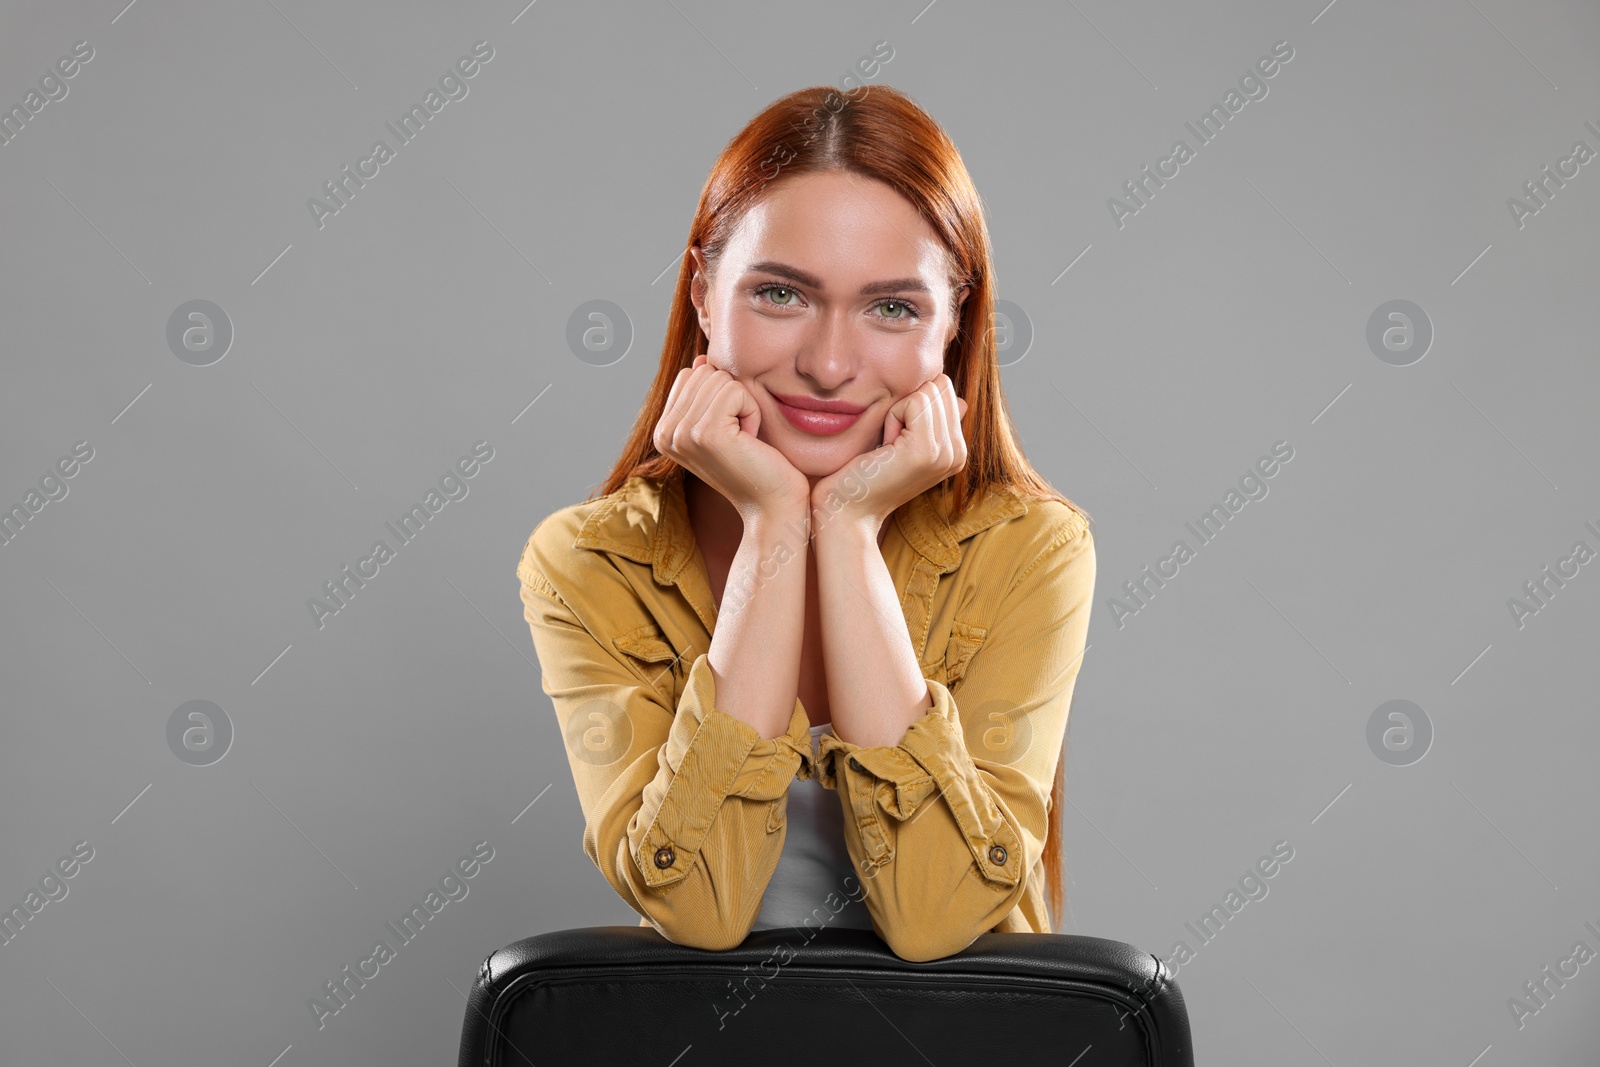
[
  {"xmin": 770, "ymin": 391, "xmax": 868, "ymax": 415},
  {"xmin": 773, "ymin": 397, "xmax": 863, "ymax": 436}
]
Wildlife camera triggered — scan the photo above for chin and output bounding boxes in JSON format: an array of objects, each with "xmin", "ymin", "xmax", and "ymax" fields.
[
  {"xmin": 760, "ymin": 408, "xmax": 882, "ymax": 477},
  {"xmin": 777, "ymin": 441, "xmax": 874, "ymax": 480}
]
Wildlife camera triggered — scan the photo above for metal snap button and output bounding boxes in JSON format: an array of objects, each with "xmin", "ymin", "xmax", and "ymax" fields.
[
  {"xmin": 988, "ymin": 844, "xmax": 1007, "ymax": 866},
  {"xmin": 653, "ymin": 846, "xmax": 675, "ymax": 869},
  {"xmin": 848, "ymin": 757, "xmax": 864, "ymax": 773}
]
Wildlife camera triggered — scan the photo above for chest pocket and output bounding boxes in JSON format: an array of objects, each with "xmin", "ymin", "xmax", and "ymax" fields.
[
  {"xmin": 613, "ymin": 622, "xmax": 688, "ymax": 699},
  {"xmin": 942, "ymin": 620, "xmax": 989, "ymax": 690}
]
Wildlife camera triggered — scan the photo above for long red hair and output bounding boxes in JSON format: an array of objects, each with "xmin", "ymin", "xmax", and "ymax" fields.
[{"xmin": 591, "ymin": 83, "xmax": 1088, "ymax": 932}]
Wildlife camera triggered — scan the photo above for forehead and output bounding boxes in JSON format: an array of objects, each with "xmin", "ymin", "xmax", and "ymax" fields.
[{"xmin": 726, "ymin": 170, "xmax": 951, "ymax": 283}]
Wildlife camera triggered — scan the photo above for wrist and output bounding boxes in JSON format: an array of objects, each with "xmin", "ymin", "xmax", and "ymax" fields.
[
  {"xmin": 741, "ymin": 501, "xmax": 812, "ymax": 548},
  {"xmin": 809, "ymin": 505, "xmax": 882, "ymax": 546}
]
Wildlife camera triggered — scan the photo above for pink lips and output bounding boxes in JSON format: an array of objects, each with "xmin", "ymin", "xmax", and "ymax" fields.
[{"xmin": 771, "ymin": 392, "xmax": 865, "ymax": 436}]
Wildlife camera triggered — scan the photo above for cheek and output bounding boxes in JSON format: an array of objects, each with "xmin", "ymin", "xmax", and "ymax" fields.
[
  {"xmin": 717, "ymin": 306, "xmax": 795, "ymax": 372},
  {"xmin": 869, "ymin": 334, "xmax": 944, "ymax": 392},
  {"xmin": 740, "ymin": 310, "xmax": 797, "ymax": 345}
]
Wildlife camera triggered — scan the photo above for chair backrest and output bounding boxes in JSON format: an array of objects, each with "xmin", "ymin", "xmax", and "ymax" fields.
[{"xmin": 459, "ymin": 926, "xmax": 1193, "ymax": 1066}]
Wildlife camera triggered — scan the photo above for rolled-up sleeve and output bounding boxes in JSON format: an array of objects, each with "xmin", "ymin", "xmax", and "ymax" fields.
[
  {"xmin": 814, "ymin": 519, "xmax": 1095, "ymax": 962},
  {"xmin": 519, "ymin": 541, "xmax": 815, "ymax": 951}
]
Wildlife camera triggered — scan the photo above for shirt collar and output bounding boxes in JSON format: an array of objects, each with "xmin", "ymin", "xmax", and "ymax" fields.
[{"xmin": 572, "ymin": 466, "xmax": 1028, "ymax": 580}]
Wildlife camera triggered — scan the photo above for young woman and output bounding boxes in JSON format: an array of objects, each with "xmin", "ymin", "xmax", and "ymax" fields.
[{"xmin": 518, "ymin": 84, "xmax": 1095, "ymax": 963}]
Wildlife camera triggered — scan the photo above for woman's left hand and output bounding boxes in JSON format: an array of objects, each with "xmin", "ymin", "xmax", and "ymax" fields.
[{"xmin": 810, "ymin": 373, "xmax": 968, "ymax": 535}]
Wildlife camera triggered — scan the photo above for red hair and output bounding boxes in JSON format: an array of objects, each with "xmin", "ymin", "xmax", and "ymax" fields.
[{"xmin": 592, "ymin": 83, "xmax": 1089, "ymax": 932}]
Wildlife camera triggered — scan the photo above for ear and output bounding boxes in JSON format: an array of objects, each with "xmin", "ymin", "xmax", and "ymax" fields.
[
  {"xmin": 945, "ymin": 284, "xmax": 971, "ymax": 347},
  {"xmin": 688, "ymin": 245, "xmax": 713, "ymax": 338}
]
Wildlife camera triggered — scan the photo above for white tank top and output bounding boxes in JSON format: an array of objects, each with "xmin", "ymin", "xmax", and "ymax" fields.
[{"xmin": 749, "ymin": 723, "xmax": 875, "ymax": 932}]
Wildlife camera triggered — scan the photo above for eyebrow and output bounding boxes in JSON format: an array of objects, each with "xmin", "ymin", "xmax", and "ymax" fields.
[{"xmin": 746, "ymin": 260, "xmax": 933, "ymax": 297}]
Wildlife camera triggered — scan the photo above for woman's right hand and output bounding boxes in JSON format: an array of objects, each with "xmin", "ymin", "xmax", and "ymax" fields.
[{"xmin": 654, "ymin": 354, "xmax": 810, "ymax": 521}]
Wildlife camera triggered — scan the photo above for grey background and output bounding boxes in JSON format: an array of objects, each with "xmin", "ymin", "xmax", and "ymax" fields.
[{"xmin": 1, "ymin": 0, "xmax": 1596, "ymax": 1063}]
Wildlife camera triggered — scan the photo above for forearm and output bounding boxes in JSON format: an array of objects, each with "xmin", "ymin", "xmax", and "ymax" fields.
[
  {"xmin": 812, "ymin": 516, "xmax": 932, "ymax": 749},
  {"xmin": 707, "ymin": 503, "xmax": 812, "ymax": 740}
]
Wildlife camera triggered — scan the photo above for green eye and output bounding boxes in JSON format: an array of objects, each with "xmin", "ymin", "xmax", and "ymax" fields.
[
  {"xmin": 763, "ymin": 285, "xmax": 795, "ymax": 304},
  {"xmin": 875, "ymin": 299, "xmax": 919, "ymax": 321}
]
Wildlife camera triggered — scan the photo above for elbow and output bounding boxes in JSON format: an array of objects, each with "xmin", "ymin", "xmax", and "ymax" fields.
[
  {"xmin": 869, "ymin": 867, "xmax": 1026, "ymax": 963},
  {"xmin": 870, "ymin": 892, "xmax": 989, "ymax": 963},
  {"xmin": 879, "ymin": 921, "xmax": 980, "ymax": 963},
  {"xmin": 634, "ymin": 895, "xmax": 755, "ymax": 952},
  {"xmin": 659, "ymin": 917, "xmax": 753, "ymax": 953},
  {"xmin": 602, "ymin": 839, "xmax": 757, "ymax": 952}
]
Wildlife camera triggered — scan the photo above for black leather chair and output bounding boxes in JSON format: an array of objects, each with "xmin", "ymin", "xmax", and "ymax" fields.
[{"xmin": 459, "ymin": 925, "xmax": 1194, "ymax": 1066}]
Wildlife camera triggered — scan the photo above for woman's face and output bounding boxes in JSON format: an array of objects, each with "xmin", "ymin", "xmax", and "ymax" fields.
[{"xmin": 689, "ymin": 169, "xmax": 968, "ymax": 480}]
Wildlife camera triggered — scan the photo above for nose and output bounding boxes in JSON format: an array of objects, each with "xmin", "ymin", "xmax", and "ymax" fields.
[{"xmin": 792, "ymin": 307, "xmax": 856, "ymax": 390}]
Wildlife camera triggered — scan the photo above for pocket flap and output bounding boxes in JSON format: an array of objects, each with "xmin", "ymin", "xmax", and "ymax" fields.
[
  {"xmin": 943, "ymin": 621, "xmax": 989, "ymax": 684},
  {"xmin": 613, "ymin": 622, "xmax": 678, "ymax": 664}
]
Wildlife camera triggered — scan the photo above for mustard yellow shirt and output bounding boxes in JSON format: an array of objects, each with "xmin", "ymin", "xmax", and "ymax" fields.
[{"xmin": 517, "ymin": 467, "xmax": 1095, "ymax": 962}]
